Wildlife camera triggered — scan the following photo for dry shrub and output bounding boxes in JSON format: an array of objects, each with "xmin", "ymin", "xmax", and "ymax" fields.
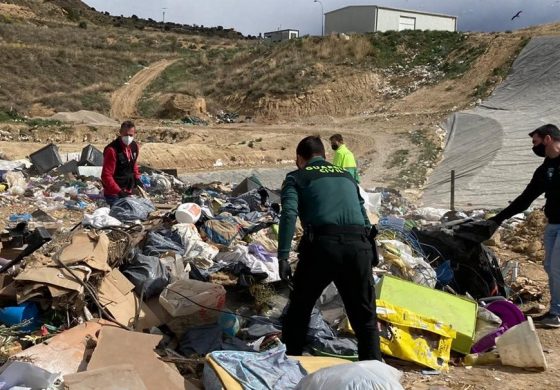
[
  {"xmin": 349, "ymin": 36, "xmax": 373, "ymax": 60},
  {"xmin": 314, "ymin": 34, "xmax": 341, "ymax": 59},
  {"xmin": 198, "ymin": 52, "xmax": 209, "ymax": 66}
]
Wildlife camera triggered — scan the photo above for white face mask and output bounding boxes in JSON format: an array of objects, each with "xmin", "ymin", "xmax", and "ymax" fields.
[{"xmin": 121, "ymin": 135, "xmax": 134, "ymax": 146}]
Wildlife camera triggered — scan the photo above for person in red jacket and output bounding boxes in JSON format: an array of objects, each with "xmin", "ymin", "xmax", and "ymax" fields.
[{"xmin": 101, "ymin": 120, "xmax": 143, "ymax": 206}]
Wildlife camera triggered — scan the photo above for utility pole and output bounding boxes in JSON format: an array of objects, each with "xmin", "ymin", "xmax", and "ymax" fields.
[{"xmin": 314, "ymin": 0, "xmax": 324, "ymax": 36}]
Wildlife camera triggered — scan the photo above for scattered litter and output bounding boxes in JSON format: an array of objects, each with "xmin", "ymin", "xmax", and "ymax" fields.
[{"xmin": 0, "ymin": 140, "xmax": 550, "ymax": 387}]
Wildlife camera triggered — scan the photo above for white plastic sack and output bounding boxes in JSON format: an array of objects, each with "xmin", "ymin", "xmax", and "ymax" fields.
[
  {"xmin": 160, "ymin": 279, "xmax": 226, "ymax": 318},
  {"xmin": 160, "ymin": 254, "xmax": 190, "ymax": 283},
  {"xmin": 214, "ymin": 245, "xmax": 280, "ymax": 283},
  {"xmin": 0, "ymin": 159, "xmax": 30, "ymax": 171},
  {"xmin": 414, "ymin": 207, "xmax": 450, "ymax": 222},
  {"xmin": 150, "ymin": 173, "xmax": 172, "ymax": 190},
  {"xmin": 172, "ymin": 224, "xmax": 219, "ymax": 269},
  {"xmin": 5, "ymin": 171, "xmax": 26, "ymax": 195},
  {"xmin": 176, "ymin": 203, "xmax": 202, "ymax": 224},
  {"xmin": 295, "ymin": 360, "xmax": 403, "ymax": 390},
  {"xmin": 359, "ymin": 186, "xmax": 381, "ymax": 214},
  {"xmin": 82, "ymin": 207, "xmax": 122, "ymax": 228}
]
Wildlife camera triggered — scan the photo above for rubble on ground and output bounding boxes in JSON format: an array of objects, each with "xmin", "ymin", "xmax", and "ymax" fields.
[{"xmin": 0, "ymin": 143, "xmax": 549, "ymax": 389}]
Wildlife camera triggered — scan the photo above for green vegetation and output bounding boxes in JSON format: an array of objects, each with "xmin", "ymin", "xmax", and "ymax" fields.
[
  {"xmin": 0, "ymin": 110, "xmax": 61, "ymax": 127},
  {"xmin": 0, "ymin": 110, "xmax": 23, "ymax": 122},
  {"xmin": 139, "ymin": 30, "xmax": 492, "ymax": 116},
  {"xmin": 26, "ymin": 118, "xmax": 63, "ymax": 127},
  {"xmin": 385, "ymin": 149, "xmax": 410, "ymax": 169},
  {"xmin": 369, "ymin": 30, "xmax": 485, "ymax": 77},
  {"xmin": 392, "ymin": 130, "xmax": 442, "ymax": 189},
  {"xmin": 79, "ymin": 92, "xmax": 110, "ymax": 113}
]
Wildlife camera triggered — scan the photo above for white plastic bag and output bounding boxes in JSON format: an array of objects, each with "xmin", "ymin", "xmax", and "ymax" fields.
[
  {"xmin": 82, "ymin": 207, "xmax": 122, "ymax": 228},
  {"xmin": 295, "ymin": 360, "xmax": 403, "ymax": 390},
  {"xmin": 414, "ymin": 207, "xmax": 450, "ymax": 222},
  {"xmin": 172, "ymin": 224, "xmax": 219, "ymax": 268},
  {"xmin": 5, "ymin": 171, "xmax": 26, "ymax": 195},
  {"xmin": 214, "ymin": 244, "xmax": 280, "ymax": 283},
  {"xmin": 359, "ymin": 186, "xmax": 381, "ymax": 214}
]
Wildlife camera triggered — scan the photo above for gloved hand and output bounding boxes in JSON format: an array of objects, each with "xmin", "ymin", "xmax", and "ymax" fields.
[
  {"xmin": 454, "ymin": 219, "xmax": 499, "ymax": 243},
  {"xmin": 135, "ymin": 178, "xmax": 145, "ymax": 189},
  {"xmin": 278, "ymin": 258, "xmax": 293, "ymax": 283},
  {"xmin": 118, "ymin": 190, "xmax": 128, "ymax": 198}
]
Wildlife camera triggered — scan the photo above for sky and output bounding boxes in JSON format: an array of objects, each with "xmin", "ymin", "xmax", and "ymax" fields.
[{"xmin": 82, "ymin": 0, "xmax": 560, "ymax": 36}]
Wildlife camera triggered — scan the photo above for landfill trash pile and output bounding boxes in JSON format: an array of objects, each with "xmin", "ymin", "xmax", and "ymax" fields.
[
  {"xmin": 181, "ymin": 116, "xmax": 209, "ymax": 126},
  {"xmin": 0, "ymin": 143, "xmax": 551, "ymax": 389},
  {"xmin": 215, "ymin": 111, "xmax": 240, "ymax": 124},
  {"xmin": 499, "ymin": 209, "xmax": 547, "ymax": 261}
]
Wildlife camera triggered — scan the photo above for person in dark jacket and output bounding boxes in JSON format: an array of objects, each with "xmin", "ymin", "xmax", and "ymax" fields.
[
  {"xmin": 482, "ymin": 124, "xmax": 560, "ymax": 328},
  {"xmin": 278, "ymin": 135, "xmax": 381, "ymax": 361},
  {"xmin": 101, "ymin": 120, "xmax": 143, "ymax": 206}
]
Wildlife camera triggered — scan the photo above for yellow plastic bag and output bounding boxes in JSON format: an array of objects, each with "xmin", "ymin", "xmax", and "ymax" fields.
[{"xmin": 376, "ymin": 300, "xmax": 456, "ymax": 370}]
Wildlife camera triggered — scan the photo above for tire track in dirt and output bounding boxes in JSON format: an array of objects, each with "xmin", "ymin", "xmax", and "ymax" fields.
[{"xmin": 110, "ymin": 58, "xmax": 178, "ymax": 121}]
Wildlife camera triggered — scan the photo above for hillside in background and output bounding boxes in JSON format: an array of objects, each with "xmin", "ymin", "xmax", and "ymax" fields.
[
  {"xmin": 0, "ymin": 0, "xmax": 249, "ymax": 117},
  {"xmin": 1, "ymin": 0, "xmax": 557, "ymax": 192},
  {"xmin": 0, "ymin": 0, "xmax": 533, "ymax": 122},
  {"xmin": 138, "ymin": 30, "xmax": 507, "ymax": 119}
]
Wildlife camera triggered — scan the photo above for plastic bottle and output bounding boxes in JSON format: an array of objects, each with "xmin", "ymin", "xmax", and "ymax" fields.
[{"xmin": 463, "ymin": 351, "xmax": 501, "ymax": 366}]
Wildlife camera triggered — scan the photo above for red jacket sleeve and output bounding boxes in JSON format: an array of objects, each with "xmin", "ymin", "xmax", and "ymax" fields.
[
  {"xmin": 101, "ymin": 147, "xmax": 122, "ymax": 196},
  {"xmin": 133, "ymin": 145, "xmax": 141, "ymax": 180}
]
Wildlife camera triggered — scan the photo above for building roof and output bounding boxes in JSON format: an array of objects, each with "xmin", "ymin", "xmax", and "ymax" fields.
[
  {"xmin": 325, "ymin": 5, "xmax": 456, "ymax": 20},
  {"xmin": 264, "ymin": 29, "xmax": 299, "ymax": 34}
]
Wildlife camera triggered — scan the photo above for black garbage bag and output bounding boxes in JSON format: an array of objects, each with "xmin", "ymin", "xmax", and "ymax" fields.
[
  {"xmin": 143, "ymin": 230, "xmax": 185, "ymax": 256},
  {"xmin": 109, "ymin": 197, "xmax": 156, "ymax": 222},
  {"xmin": 415, "ymin": 228, "xmax": 507, "ymax": 299},
  {"xmin": 452, "ymin": 220, "xmax": 499, "ymax": 243},
  {"xmin": 121, "ymin": 252, "xmax": 170, "ymax": 299},
  {"xmin": 280, "ymin": 305, "xmax": 358, "ymax": 357}
]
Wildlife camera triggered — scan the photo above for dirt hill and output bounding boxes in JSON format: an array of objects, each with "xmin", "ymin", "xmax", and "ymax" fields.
[
  {"xmin": 0, "ymin": 0, "xmax": 248, "ymax": 116},
  {"xmin": 3, "ymin": 1, "xmax": 560, "ymax": 191}
]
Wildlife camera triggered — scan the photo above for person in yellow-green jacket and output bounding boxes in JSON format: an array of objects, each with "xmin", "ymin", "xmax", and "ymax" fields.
[{"xmin": 329, "ymin": 134, "xmax": 360, "ymax": 183}]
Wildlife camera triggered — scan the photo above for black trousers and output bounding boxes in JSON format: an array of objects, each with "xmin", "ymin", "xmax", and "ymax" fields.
[{"xmin": 282, "ymin": 232, "xmax": 382, "ymax": 361}]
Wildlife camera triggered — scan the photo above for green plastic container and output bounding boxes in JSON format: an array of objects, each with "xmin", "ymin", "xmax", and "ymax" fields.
[{"xmin": 376, "ymin": 275, "xmax": 477, "ymax": 354}]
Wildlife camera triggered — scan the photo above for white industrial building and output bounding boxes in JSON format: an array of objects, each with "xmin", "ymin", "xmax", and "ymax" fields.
[
  {"xmin": 263, "ymin": 29, "xmax": 299, "ymax": 42},
  {"xmin": 325, "ymin": 6, "xmax": 457, "ymax": 35}
]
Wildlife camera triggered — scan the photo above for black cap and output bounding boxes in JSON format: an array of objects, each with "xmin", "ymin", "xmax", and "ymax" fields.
[{"xmin": 529, "ymin": 124, "xmax": 560, "ymax": 139}]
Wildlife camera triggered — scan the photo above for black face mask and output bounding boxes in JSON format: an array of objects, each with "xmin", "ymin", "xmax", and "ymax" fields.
[
  {"xmin": 331, "ymin": 144, "xmax": 339, "ymax": 151},
  {"xmin": 532, "ymin": 143, "xmax": 546, "ymax": 157}
]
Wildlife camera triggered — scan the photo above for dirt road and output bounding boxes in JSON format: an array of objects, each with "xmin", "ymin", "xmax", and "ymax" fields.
[{"xmin": 109, "ymin": 58, "xmax": 178, "ymax": 121}]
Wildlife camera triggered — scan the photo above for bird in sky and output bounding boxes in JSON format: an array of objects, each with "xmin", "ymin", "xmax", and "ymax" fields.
[{"xmin": 511, "ymin": 10, "xmax": 522, "ymax": 20}]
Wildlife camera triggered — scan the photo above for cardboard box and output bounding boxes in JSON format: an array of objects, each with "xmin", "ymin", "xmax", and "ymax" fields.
[{"xmin": 376, "ymin": 275, "xmax": 477, "ymax": 354}]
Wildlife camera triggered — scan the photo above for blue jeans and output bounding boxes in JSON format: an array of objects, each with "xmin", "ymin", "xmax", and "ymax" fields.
[{"xmin": 544, "ymin": 224, "xmax": 560, "ymax": 316}]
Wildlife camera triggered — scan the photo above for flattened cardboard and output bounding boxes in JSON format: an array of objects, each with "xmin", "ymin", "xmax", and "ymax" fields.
[
  {"xmin": 87, "ymin": 327, "xmax": 195, "ymax": 390},
  {"xmin": 97, "ymin": 269, "xmax": 134, "ymax": 307},
  {"xmin": 14, "ymin": 320, "xmax": 106, "ymax": 376},
  {"xmin": 97, "ymin": 269, "xmax": 160, "ymax": 330},
  {"xmin": 14, "ymin": 267, "xmax": 86, "ymax": 293},
  {"xmin": 64, "ymin": 364, "xmax": 148, "ymax": 390},
  {"xmin": 58, "ymin": 232, "xmax": 111, "ymax": 272}
]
